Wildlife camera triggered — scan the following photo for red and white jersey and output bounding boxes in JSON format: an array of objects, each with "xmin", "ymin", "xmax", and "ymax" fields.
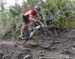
[{"xmin": 23, "ymin": 9, "xmax": 37, "ymax": 19}]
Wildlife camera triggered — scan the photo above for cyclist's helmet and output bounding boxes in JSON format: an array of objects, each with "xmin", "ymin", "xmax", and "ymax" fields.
[{"xmin": 34, "ymin": 5, "xmax": 41, "ymax": 11}]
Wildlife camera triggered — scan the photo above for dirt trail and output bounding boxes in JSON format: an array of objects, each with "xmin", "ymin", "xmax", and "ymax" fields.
[{"xmin": 0, "ymin": 30, "xmax": 75, "ymax": 59}]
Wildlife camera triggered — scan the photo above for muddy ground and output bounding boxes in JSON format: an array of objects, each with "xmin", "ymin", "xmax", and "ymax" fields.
[{"xmin": 0, "ymin": 29, "xmax": 75, "ymax": 59}]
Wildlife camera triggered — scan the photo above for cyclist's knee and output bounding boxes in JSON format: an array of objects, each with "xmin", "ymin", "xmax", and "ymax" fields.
[
  {"xmin": 21, "ymin": 23, "xmax": 27, "ymax": 31},
  {"xmin": 22, "ymin": 23, "xmax": 27, "ymax": 27}
]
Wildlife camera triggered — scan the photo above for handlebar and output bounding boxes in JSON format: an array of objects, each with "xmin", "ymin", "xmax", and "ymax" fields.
[{"xmin": 33, "ymin": 24, "xmax": 44, "ymax": 30}]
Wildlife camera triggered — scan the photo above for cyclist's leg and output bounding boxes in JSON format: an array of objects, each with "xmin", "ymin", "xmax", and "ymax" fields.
[
  {"xmin": 28, "ymin": 22, "xmax": 33, "ymax": 31},
  {"xmin": 20, "ymin": 23, "xmax": 26, "ymax": 37},
  {"xmin": 19, "ymin": 15, "xmax": 29, "ymax": 39},
  {"xmin": 26, "ymin": 22, "xmax": 33, "ymax": 37},
  {"xmin": 28, "ymin": 22, "xmax": 36, "ymax": 38}
]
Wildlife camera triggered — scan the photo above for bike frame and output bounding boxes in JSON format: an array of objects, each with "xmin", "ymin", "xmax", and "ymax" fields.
[{"xmin": 30, "ymin": 25, "xmax": 42, "ymax": 38}]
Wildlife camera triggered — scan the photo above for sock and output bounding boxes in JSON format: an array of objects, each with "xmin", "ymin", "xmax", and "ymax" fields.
[{"xmin": 21, "ymin": 31, "xmax": 24, "ymax": 36}]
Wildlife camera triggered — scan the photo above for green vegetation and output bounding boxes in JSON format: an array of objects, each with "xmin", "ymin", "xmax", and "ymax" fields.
[{"xmin": 0, "ymin": 0, "xmax": 75, "ymax": 32}]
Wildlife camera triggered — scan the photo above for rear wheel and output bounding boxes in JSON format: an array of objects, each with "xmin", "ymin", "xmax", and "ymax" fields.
[
  {"xmin": 14, "ymin": 30, "xmax": 21, "ymax": 40},
  {"xmin": 35, "ymin": 28, "xmax": 54, "ymax": 49},
  {"xmin": 14, "ymin": 29, "xmax": 30, "ymax": 40}
]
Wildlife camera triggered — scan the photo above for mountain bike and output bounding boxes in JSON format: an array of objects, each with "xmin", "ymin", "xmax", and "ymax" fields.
[{"xmin": 15, "ymin": 21, "xmax": 54, "ymax": 49}]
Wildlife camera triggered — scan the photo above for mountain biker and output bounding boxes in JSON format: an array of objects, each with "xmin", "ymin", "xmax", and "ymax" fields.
[{"xmin": 19, "ymin": 5, "xmax": 44, "ymax": 39}]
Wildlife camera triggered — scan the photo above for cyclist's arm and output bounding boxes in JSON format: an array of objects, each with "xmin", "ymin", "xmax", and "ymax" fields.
[
  {"xmin": 29, "ymin": 15, "xmax": 37, "ymax": 22},
  {"xmin": 29, "ymin": 15, "xmax": 44, "ymax": 27},
  {"xmin": 35, "ymin": 15, "xmax": 44, "ymax": 26},
  {"xmin": 36, "ymin": 20, "xmax": 44, "ymax": 27}
]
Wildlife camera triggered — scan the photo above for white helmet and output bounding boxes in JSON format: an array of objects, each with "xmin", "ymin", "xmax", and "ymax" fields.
[{"xmin": 34, "ymin": 5, "xmax": 41, "ymax": 11}]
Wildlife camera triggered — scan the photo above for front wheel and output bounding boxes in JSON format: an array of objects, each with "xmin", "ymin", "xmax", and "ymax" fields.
[{"xmin": 35, "ymin": 28, "xmax": 54, "ymax": 49}]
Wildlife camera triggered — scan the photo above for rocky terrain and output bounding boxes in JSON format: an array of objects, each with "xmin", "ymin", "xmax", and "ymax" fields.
[{"xmin": 0, "ymin": 29, "xmax": 75, "ymax": 59}]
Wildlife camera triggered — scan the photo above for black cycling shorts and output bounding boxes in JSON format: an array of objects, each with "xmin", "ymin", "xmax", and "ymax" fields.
[{"xmin": 22, "ymin": 15, "xmax": 30, "ymax": 24}]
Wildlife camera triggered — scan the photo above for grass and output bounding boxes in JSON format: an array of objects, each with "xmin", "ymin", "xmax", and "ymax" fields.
[{"xmin": 58, "ymin": 19, "xmax": 75, "ymax": 29}]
